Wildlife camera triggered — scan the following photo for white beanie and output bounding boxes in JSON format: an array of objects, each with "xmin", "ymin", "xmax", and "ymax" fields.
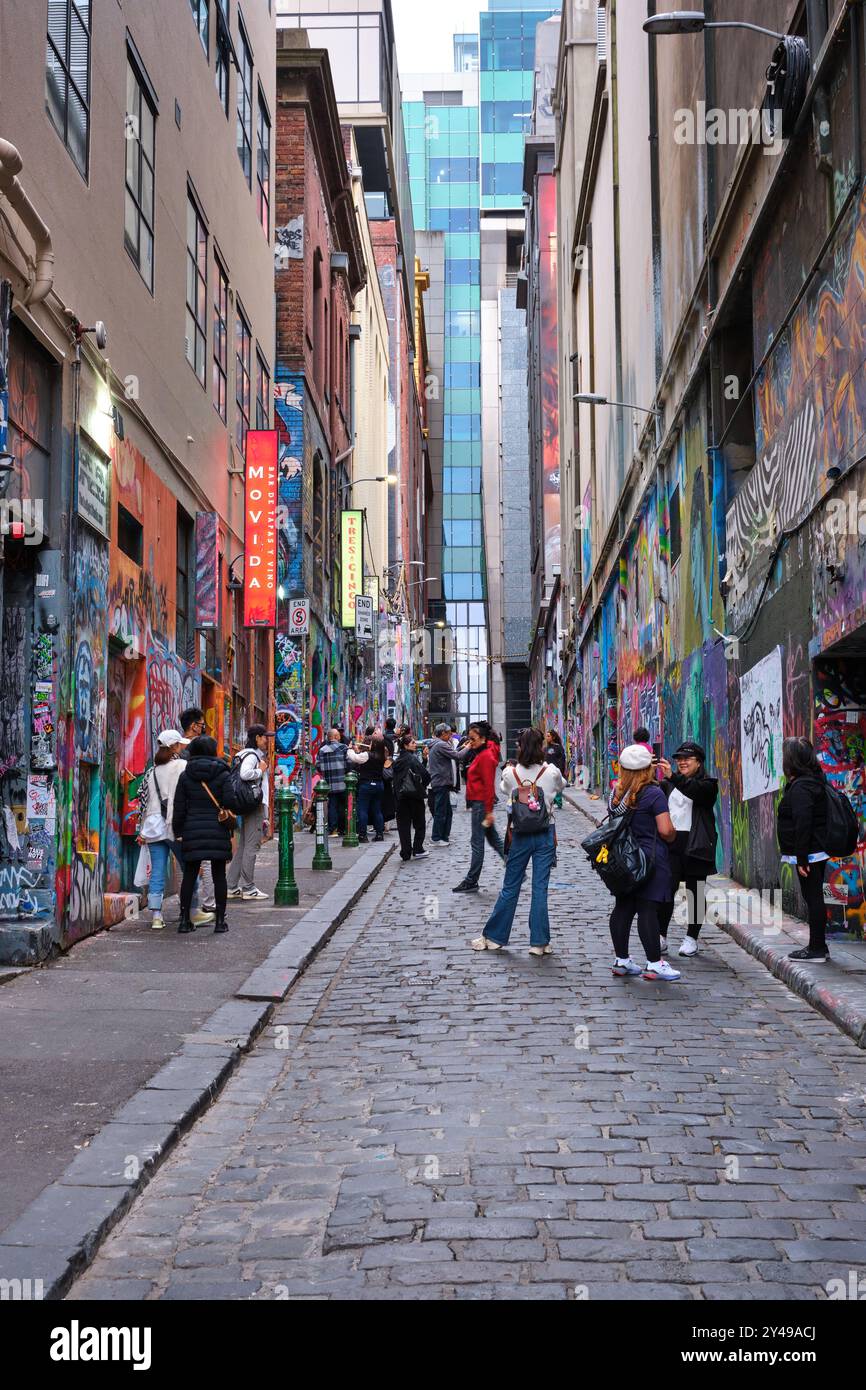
[{"xmin": 619, "ymin": 744, "xmax": 653, "ymax": 771}]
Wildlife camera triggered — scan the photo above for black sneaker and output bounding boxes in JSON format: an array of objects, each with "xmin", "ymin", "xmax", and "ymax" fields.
[
  {"xmin": 789, "ymin": 946, "xmax": 829, "ymax": 963},
  {"xmin": 453, "ymin": 881, "xmax": 479, "ymax": 894}
]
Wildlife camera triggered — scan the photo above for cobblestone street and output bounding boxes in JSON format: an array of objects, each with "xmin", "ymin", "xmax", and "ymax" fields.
[{"xmin": 69, "ymin": 805, "xmax": 866, "ymax": 1302}]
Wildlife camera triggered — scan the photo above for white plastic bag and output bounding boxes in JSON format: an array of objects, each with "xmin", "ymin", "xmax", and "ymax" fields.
[{"xmin": 133, "ymin": 844, "xmax": 151, "ymax": 889}]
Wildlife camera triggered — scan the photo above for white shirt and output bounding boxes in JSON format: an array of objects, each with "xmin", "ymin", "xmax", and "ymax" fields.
[
  {"xmin": 668, "ymin": 787, "xmax": 694, "ymax": 832},
  {"xmin": 500, "ymin": 762, "xmax": 564, "ymax": 813},
  {"xmin": 237, "ymin": 747, "xmax": 269, "ymax": 814}
]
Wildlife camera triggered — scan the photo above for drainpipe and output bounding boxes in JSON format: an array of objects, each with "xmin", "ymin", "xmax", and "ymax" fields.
[{"xmin": 0, "ymin": 140, "xmax": 55, "ymax": 305}]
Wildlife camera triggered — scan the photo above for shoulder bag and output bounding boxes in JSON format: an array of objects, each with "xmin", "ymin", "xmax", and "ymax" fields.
[{"xmin": 202, "ymin": 779, "xmax": 238, "ymax": 833}]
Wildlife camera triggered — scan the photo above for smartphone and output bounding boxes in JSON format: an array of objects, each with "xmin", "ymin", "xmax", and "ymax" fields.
[{"xmin": 652, "ymin": 741, "xmax": 662, "ymax": 762}]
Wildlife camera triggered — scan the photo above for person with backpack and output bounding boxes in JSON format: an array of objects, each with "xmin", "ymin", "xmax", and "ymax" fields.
[
  {"xmin": 776, "ymin": 736, "xmax": 853, "ymax": 963},
  {"xmin": 136, "ymin": 730, "xmax": 214, "ymax": 930},
  {"xmin": 605, "ymin": 744, "xmax": 680, "ymax": 981},
  {"xmin": 172, "ymin": 736, "xmax": 241, "ymax": 935},
  {"xmin": 656, "ymin": 742, "xmax": 719, "ymax": 957},
  {"xmin": 226, "ymin": 726, "xmax": 270, "ymax": 902},
  {"xmin": 470, "ymin": 727, "xmax": 563, "ymax": 954},
  {"xmin": 393, "ymin": 732, "xmax": 432, "ymax": 862},
  {"xmin": 453, "ymin": 722, "xmax": 505, "ymax": 895}
]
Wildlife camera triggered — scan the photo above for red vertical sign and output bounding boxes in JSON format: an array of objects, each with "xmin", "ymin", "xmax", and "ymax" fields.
[{"xmin": 244, "ymin": 430, "xmax": 278, "ymax": 627}]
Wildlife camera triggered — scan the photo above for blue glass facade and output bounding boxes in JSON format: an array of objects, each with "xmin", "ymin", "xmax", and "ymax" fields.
[{"xmin": 479, "ymin": 4, "xmax": 558, "ymax": 210}]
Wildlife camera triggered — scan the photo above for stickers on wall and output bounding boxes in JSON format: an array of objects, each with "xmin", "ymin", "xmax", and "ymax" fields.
[{"xmin": 740, "ymin": 647, "xmax": 784, "ymax": 801}]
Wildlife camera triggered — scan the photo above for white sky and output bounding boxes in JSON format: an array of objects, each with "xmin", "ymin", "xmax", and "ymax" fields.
[{"xmin": 391, "ymin": 0, "xmax": 488, "ymax": 79}]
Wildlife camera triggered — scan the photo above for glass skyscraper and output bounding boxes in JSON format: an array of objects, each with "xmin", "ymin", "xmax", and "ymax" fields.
[{"xmin": 480, "ymin": 2, "xmax": 558, "ymax": 210}]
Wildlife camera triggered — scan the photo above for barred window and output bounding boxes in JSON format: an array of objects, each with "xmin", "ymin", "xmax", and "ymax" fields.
[{"xmin": 46, "ymin": 0, "xmax": 91, "ymax": 177}]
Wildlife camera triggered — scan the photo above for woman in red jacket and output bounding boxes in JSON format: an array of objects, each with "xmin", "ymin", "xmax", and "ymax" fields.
[{"xmin": 453, "ymin": 722, "xmax": 505, "ymax": 894}]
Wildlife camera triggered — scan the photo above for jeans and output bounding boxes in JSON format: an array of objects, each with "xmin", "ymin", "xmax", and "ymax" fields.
[
  {"xmin": 431, "ymin": 786, "xmax": 454, "ymax": 843},
  {"xmin": 357, "ymin": 780, "xmax": 384, "ymax": 839},
  {"xmin": 328, "ymin": 790, "xmax": 347, "ymax": 835},
  {"xmin": 484, "ymin": 826, "xmax": 556, "ymax": 947},
  {"xmin": 466, "ymin": 800, "xmax": 505, "ymax": 887},
  {"xmin": 396, "ymin": 798, "xmax": 427, "ymax": 859},
  {"xmin": 227, "ymin": 807, "xmax": 264, "ymax": 893},
  {"xmin": 147, "ymin": 840, "xmax": 198, "ymax": 912}
]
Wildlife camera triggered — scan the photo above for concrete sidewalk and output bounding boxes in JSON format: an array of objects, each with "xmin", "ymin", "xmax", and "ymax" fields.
[
  {"xmin": 564, "ymin": 787, "xmax": 866, "ymax": 1050},
  {"xmin": 0, "ymin": 828, "xmax": 394, "ymax": 1272}
]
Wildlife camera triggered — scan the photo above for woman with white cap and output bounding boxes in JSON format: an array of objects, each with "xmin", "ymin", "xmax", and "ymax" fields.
[
  {"xmin": 607, "ymin": 743, "xmax": 680, "ymax": 981},
  {"xmin": 136, "ymin": 730, "xmax": 214, "ymax": 931}
]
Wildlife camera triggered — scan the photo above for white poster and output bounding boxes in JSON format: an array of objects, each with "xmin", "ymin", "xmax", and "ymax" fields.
[{"xmin": 740, "ymin": 647, "xmax": 784, "ymax": 801}]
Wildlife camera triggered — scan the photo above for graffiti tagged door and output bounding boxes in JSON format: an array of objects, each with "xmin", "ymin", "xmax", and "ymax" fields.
[{"xmin": 814, "ymin": 658, "xmax": 866, "ymax": 939}]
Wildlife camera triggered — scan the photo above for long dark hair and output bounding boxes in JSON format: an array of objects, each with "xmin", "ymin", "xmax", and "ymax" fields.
[
  {"xmin": 245, "ymin": 724, "xmax": 266, "ymax": 748},
  {"xmin": 518, "ymin": 727, "xmax": 546, "ymax": 767},
  {"xmin": 546, "ymin": 729, "xmax": 564, "ymax": 748},
  {"xmin": 187, "ymin": 735, "xmax": 218, "ymax": 759},
  {"xmin": 782, "ymin": 736, "xmax": 825, "ymax": 783},
  {"xmin": 367, "ymin": 734, "xmax": 387, "ymax": 771}
]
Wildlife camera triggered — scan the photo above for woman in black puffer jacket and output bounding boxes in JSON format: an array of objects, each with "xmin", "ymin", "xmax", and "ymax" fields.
[
  {"xmin": 777, "ymin": 737, "xmax": 831, "ymax": 963},
  {"xmin": 172, "ymin": 736, "xmax": 239, "ymax": 936}
]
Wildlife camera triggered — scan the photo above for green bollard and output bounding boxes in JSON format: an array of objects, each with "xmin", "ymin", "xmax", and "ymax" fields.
[
  {"xmin": 311, "ymin": 780, "xmax": 333, "ymax": 871},
  {"xmin": 274, "ymin": 785, "xmax": 299, "ymax": 906},
  {"xmin": 343, "ymin": 771, "xmax": 359, "ymax": 849}
]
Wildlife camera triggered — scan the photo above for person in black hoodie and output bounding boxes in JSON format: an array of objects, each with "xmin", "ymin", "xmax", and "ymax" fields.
[
  {"xmin": 777, "ymin": 736, "xmax": 831, "ymax": 963},
  {"xmin": 657, "ymin": 741, "xmax": 719, "ymax": 958},
  {"xmin": 393, "ymin": 732, "xmax": 432, "ymax": 862},
  {"xmin": 172, "ymin": 736, "xmax": 240, "ymax": 936}
]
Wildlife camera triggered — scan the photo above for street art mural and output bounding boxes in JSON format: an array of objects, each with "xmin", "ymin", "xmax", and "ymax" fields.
[
  {"xmin": 814, "ymin": 658, "xmax": 866, "ymax": 938},
  {"xmin": 274, "ymin": 370, "xmax": 305, "ymax": 789},
  {"xmin": 538, "ymin": 174, "xmax": 560, "ymax": 581}
]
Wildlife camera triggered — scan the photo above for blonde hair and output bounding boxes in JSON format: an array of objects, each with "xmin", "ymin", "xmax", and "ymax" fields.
[{"xmin": 614, "ymin": 764, "xmax": 655, "ymax": 808}]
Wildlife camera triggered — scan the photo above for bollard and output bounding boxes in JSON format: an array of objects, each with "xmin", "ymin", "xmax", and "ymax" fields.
[
  {"xmin": 274, "ymin": 785, "xmax": 299, "ymax": 906},
  {"xmin": 343, "ymin": 771, "xmax": 359, "ymax": 848},
  {"xmin": 311, "ymin": 780, "xmax": 333, "ymax": 871}
]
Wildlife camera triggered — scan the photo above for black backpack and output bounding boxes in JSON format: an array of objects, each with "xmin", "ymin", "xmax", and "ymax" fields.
[
  {"xmin": 824, "ymin": 782, "xmax": 859, "ymax": 857},
  {"xmin": 398, "ymin": 760, "xmax": 427, "ymax": 802},
  {"xmin": 229, "ymin": 751, "xmax": 264, "ymax": 815},
  {"xmin": 581, "ymin": 806, "xmax": 655, "ymax": 897},
  {"xmin": 509, "ymin": 766, "xmax": 551, "ymax": 834}
]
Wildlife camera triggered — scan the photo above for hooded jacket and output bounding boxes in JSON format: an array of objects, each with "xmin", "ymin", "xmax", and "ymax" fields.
[
  {"xmin": 427, "ymin": 737, "xmax": 462, "ymax": 791},
  {"xmin": 465, "ymin": 739, "xmax": 501, "ymax": 815},
  {"xmin": 172, "ymin": 756, "xmax": 239, "ymax": 862},
  {"xmin": 777, "ymin": 774, "xmax": 829, "ymax": 867}
]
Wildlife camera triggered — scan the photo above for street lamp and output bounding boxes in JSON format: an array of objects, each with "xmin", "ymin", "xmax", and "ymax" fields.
[
  {"xmin": 643, "ymin": 11, "xmax": 786, "ymax": 39},
  {"xmin": 340, "ymin": 474, "xmax": 397, "ymax": 494},
  {"xmin": 574, "ymin": 392, "xmax": 661, "ymax": 417}
]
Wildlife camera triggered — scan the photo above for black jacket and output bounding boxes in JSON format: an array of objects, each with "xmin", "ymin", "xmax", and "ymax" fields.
[
  {"xmin": 172, "ymin": 756, "xmax": 239, "ymax": 862},
  {"xmin": 661, "ymin": 769, "xmax": 719, "ymax": 864},
  {"xmin": 546, "ymin": 743, "xmax": 567, "ymax": 775},
  {"xmin": 777, "ymin": 775, "xmax": 828, "ymax": 867},
  {"xmin": 393, "ymin": 750, "xmax": 431, "ymax": 803}
]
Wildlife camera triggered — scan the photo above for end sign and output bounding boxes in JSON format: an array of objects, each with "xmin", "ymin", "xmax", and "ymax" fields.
[{"xmin": 289, "ymin": 599, "xmax": 310, "ymax": 637}]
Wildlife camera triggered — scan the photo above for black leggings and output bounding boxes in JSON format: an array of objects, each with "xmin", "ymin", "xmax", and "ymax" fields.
[
  {"xmin": 181, "ymin": 860, "xmax": 227, "ymax": 915},
  {"xmin": 610, "ymin": 896, "xmax": 663, "ymax": 963},
  {"xmin": 657, "ymin": 875, "xmax": 707, "ymax": 940},
  {"xmin": 798, "ymin": 860, "xmax": 828, "ymax": 952}
]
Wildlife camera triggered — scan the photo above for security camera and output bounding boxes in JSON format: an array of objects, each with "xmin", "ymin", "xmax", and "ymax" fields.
[{"xmin": 94, "ymin": 321, "xmax": 107, "ymax": 350}]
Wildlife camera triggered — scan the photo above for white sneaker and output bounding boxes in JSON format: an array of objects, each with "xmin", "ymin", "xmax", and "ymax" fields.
[
  {"xmin": 201, "ymin": 900, "xmax": 216, "ymax": 912},
  {"xmin": 227, "ymin": 888, "xmax": 243, "ymax": 899},
  {"xmin": 612, "ymin": 957, "xmax": 642, "ymax": 976},
  {"xmin": 242, "ymin": 888, "xmax": 269, "ymax": 901},
  {"xmin": 150, "ymin": 913, "xmax": 165, "ymax": 931},
  {"xmin": 470, "ymin": 936, "xmax": 503, "ymax": 951},
  {"xmin": 659, "ymin": 936, "xmax": 668, "ymax": 954},
  {"xmin": 190, "ymin": 909, "xmax": 216, "ymax": 927},
  {"xmin": 678, "ymin": 936, "xmax": 698, "ymax": 957},
  {"xmin": 643, "ymin": 960, "xmax": 682, "ymax": 982},
  {"xmin": 431, "ymin": 840, "xmax": 450, "ymax": 848},
  {"xmin": 413, "ymin": 850, "xmax": 430, "ymax": 859}
]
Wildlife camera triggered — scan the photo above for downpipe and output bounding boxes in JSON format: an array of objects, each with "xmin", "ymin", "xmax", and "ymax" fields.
[{"xmin": 0, "ymin": 138, "xmax": 55, "ymax": 305}]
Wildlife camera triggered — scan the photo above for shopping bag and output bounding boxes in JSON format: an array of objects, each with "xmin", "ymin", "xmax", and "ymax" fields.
[{"xmin": 133, "ymin": 844, "xmax": 151, "ymax": 888}]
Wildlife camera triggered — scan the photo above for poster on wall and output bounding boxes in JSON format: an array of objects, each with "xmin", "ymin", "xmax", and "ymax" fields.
[
  {"xmin": 77, "ymin": 434, "xmax": 111, "ymax": 538},
  {"xmin": 195, "ymin": 511, "xmax": 219, "ymax": 629},
  {"xmin": 740, "ymin": 647, "xmax": 784, "ymax": 801},
  {"xmin": 243, "ymin": 431, "xmax": 278, "ymax": 628},
  {"xmin": 341, "ymin": 510, "xmax": 363, "ymax": 628}
]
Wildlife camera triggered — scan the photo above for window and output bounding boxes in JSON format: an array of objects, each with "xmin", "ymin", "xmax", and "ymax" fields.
[
  {"xmin": 118, "ymin": 504, "xmax": 143, "ymax": 564},
  {"xmin": 46, "ymin": 0, "xmax": 91, "ymax": 177},
  {"xmin": 185, "ymin": 191, "xmax": 207, "ymax": 384},
  {"xmin": 254, "ymin": 629, "xmax": 269, "ymax": 713},
  {"xmin": 213, "ymin": 256, "xmax": 229, "ymax": 420},
  {"xmin": 257, "ymin": 88, "xmax": 270, "ymax": 235},
  {"xmin": 189, "ymin": 0, "xmax": 209, "ymax": 56},
  {"xmin": 124, "ymin": 55, "xmax": 156, "ymax": 290},
  {"xmin": 176, "ymin": 506, "xmax": 195, "ymax": 662},
  {"xmin": 215, "ymin": 1, "xmax": 231, "ymax": 115},
  {"xmin": 235, "ymin": 303, "xmax": 251, "ymax": 453},
  {"xmin": 669, "ymin": 486, "xmax": 682, "ymax": 566},
  {"xmin": 236, "ymin": 18, "xmax": 253, "ymax": 187},
  {"xmin": 255, "ymin": 350, "xmax": 270, "ymax": 429}
]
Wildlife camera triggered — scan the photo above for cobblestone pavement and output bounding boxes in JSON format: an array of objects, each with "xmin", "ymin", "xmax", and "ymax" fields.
[{"xmin": 69, "ymin": 804, "xmax": 866, "ymax": 1301}]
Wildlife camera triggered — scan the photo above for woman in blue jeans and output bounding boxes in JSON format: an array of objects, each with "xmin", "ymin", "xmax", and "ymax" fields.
[
  {"xmin": 471, "ymin": 728, "xmax": 564, "ymax": 956},
  {"xmin": 348, "ymin": 734, "xmax": 389, "ymax": 841},
  {"xmin": 137, "ymin": 730, "xmax": 211, "ymax": 930}
]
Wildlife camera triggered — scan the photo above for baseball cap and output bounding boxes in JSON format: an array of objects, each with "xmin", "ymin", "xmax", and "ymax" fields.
[
  {"xmin": 157, "ymin": 729, "xmax": 189, "ymax": 748},
  {"xmin": 619, "ymin": 744, "xmax": 653, "ymax": 771},
  {"xmin": 672, "ymin": 741, "xmax": 706, "ymax": 762}
]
